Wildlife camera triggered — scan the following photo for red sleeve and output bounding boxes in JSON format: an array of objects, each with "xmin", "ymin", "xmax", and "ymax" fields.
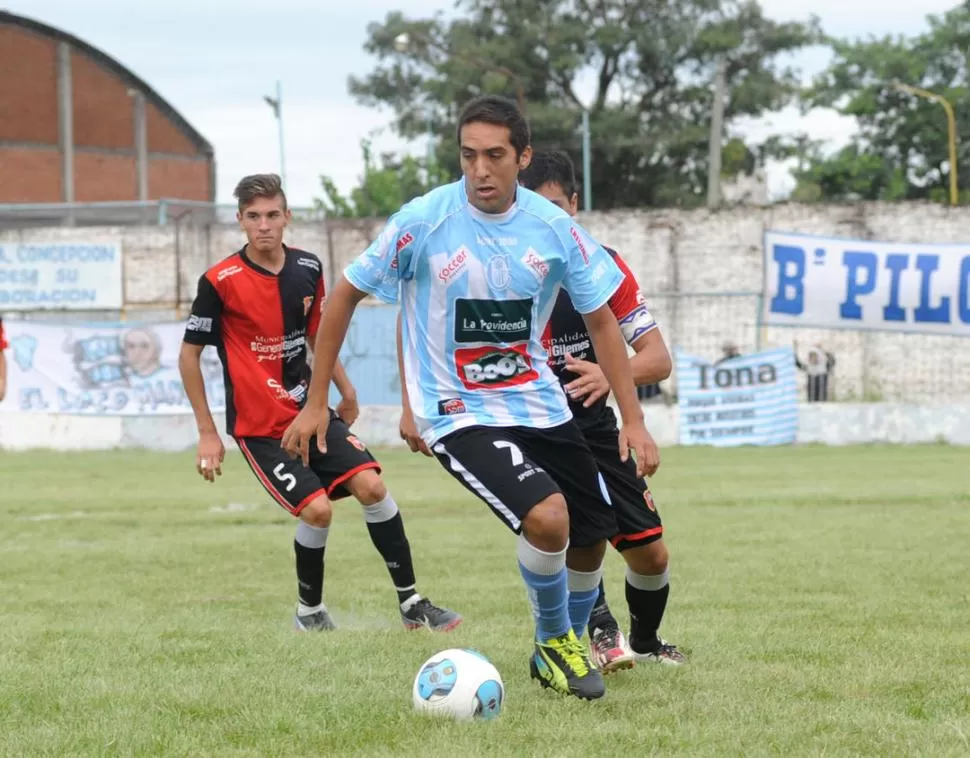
[
  {"xmin": 0, "ymin": 319, "xmax": 7, "ymax": 350},
  {"xmin": 606, "ymin": 251, "xmax": 643, "ymax": 322},
  {"xmin": 307, "ymin": 274, "xmax": 326, "ymax": 341},
  {"xmin": 605, "ymin": 250, "xmax": 658, "ymax": 345}
]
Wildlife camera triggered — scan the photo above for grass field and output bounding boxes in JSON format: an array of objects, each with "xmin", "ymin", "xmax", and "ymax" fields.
[{"xmin": 1, "ymin": 443, "xmax": 968, "ymax": 757}]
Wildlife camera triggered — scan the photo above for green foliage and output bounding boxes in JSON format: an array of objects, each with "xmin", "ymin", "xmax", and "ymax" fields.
[
  {"xmin": 344, "ymin": 0, "xmax": 820, "ymax": 209},
  {"xmin": 315, "ymin": 140, "xmax": 449, "ymax": 218},
  {"xmin": 794, "ymin": 2, "xmax": 970, "ymax": 203}
]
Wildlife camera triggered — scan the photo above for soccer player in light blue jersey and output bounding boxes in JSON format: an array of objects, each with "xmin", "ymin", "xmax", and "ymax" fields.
[{"xmin": 283, "ymin": 95, "xmax": 659, "ymax": 701}]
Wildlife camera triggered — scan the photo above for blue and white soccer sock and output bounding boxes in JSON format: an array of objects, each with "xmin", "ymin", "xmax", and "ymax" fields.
[
  {"xmin": 516, "ymin": 534, "xmax": 570, "ymax": 643},
  {"xmin": 567, "ymin": 565, "xmax": 604, "ymax": 639}
]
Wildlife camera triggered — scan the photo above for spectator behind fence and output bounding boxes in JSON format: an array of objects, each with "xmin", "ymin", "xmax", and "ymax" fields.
[{"xmin": 794, "ymin": 340, "xmax": 835, "ymax": 402}]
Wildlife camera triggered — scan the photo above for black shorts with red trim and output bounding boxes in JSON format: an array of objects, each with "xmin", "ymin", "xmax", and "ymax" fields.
[
  {"xmin": 581, "ymin": 421, "xmax": 664, "ymax": 551},
  {"xmin": 236, "ymin": 410, "xmax": 380, "ymax": 516}
]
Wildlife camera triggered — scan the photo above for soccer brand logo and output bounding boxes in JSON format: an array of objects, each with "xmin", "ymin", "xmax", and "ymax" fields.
[
  {"xmin": 186, "ymin": 315, "xmax": 212, "ymax": 333},
  {"xmin": 486, "ymin": 254, "xmax": 512, "ymax": 290},
  {"xmin": 521, "ymin": 248, "xmax": 549, "ymax": 280},
  {"xmin": 437, "ymin": 397, "xmax": 467, "ymax": 416},
  {"xmin": 454, "ymin": 298, "xmax": 532, "ymax": 344},
  {"xmin": 569, "ymin": 226, "xmax": 590, "ymax": 265},
  {"xmin": 217, "ymin": 265, "xmax": 243, "ymax": 281},
  {"xmin": 437, "ymin": 247, "xmax": 469, "ymax": 284},
  {"xmin": 455, "ymin": 344, "xmax": 539, "ymax": 390}
]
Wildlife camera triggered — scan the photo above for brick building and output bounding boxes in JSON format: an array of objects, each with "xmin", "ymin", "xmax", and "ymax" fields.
[{"xmin": 0, "ymin": 11, "xmax": 214, "ymax": 207}]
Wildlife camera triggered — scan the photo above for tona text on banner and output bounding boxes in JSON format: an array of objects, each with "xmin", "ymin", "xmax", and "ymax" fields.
[
  {"xmin": 676, "ymin": 346, "xmax": 798, "ymax": 447},
  {"xmin": 0, "ymin": 320, "xmax": 224, "ymax": 416},
  {"xmin": 0, "ymin": 241, "xmax": 123, "ymax": 310},
  {"xmin": 762, "ymin": 230, "xmax": 970, "ymax": 337}
]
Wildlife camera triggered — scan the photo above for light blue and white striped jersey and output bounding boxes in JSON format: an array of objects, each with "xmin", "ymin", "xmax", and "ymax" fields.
[{"xmin": 344, "ymin": 179, "xmax": 625, "ymax": 445}]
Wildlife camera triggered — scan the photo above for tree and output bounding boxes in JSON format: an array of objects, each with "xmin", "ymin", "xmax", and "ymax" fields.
[
  {"xmin": 345, "ymin": 0, "xmax": 821, "ymax": 209},
  {"xmin": 315, "ymin": 140, "xmax": 448, "ymax": 218},
  {"xmin": 796, "ymin": 2, "xmax": 970, "ymax": 203}
]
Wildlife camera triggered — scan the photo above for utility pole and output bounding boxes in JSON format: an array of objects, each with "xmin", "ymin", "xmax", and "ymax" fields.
[
  {"xmin": 707, "ymin": 57, "xmax": 727, "ymax": 208},
  {"xmin": 263, "ymin": 81, "xmax": 286, "ymax": 188}
]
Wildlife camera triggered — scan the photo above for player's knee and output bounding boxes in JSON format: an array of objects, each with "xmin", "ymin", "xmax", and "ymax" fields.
[
  {"xmin": 300, "ymin": 495, "xmax": 333, "ymax": 528},
  {"xmin": 566, "ymin": 541, "xmax": 607, "ymax": 572},
  {"xmin": 346, "ymin": 470, "xmax": 386, "ymax": 505},
  {"xmin": 522, "ymin": 494, "xmax": 569, "ymax": 551},
  {"xmin": 626, "ymin": 539, "xmax": 668, "ymax": 575}
]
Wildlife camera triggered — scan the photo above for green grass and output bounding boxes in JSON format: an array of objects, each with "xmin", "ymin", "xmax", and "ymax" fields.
[{"xmin": 1, "ymin": 444, "xmax": 968, "ymax": 757}]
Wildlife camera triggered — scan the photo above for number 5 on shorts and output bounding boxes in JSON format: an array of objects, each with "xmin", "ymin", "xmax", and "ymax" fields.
[
  {"xmin": 493, "ymin": 440, "xmax": 524, "ymax": 467},
  {"xmin": 273, "ymin": 462, "xmax": 297, "ymax": 492}
]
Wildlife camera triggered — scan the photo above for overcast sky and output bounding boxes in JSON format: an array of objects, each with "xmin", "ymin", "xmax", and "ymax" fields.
[{"xmin": 5, "ymin": 0, "xmax": 959, "ymax": 207}]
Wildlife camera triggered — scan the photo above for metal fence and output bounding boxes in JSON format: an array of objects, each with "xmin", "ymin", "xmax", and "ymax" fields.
[
  {"xmin": 4, "ymin": 292, "xmax": 967, "ymax": 406},
  {"xmin": 0, "ymin": 200, "xmax": 326, "ymax": 229}
]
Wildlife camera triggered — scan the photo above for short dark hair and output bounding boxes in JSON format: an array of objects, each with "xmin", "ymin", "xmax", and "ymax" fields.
[
  {"xmin": 518, "ymin": 149, "xmax": 578, "ymax": 198},
  {"xmin": 233, "ymin": 173, "xmax": 287, "ymax": 212},
  {"xmin": 456, "ymin": 95, "xmax": 530, "ymax": 157}
]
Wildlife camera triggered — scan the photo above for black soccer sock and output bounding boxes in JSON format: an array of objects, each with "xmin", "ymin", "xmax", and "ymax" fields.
[
  {"xmin": 625, "ymin": 567, "xmax": 670, "ymax": 651},
  {"xmin": 362, "ymin": 495, "xmax": 418, "ymax": 605},
  {"xmin": 587, "ymin": 578, "xmax": 620, "ymax": 634},
  {"xmin": 294, "ymin": 522, "xmax": 329, "ymax": 611}
]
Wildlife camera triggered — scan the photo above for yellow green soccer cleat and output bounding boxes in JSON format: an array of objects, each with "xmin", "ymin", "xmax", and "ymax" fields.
[{"xmin": 529, "ymin": 628, "xmax": 605, "ymax": 700}]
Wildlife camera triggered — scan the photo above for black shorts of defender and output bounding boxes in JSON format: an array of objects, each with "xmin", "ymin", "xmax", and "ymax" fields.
[
  {"xmin": 432, "ymin": 420, "xmax": 618, "ymax": 548},
  {"xmin": 236, "ymin": 410, "xmax": 381, "ymax": 516},
  {"xmin": 581, "ymin": 419, "xmax": 664, "ymax": 551}
]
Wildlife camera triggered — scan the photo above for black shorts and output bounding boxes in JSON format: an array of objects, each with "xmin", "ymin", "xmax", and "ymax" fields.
[
  {"xmin": 432, "ymin": 420, "xmax": 617, "ymax": 548},
  {"xmin": 236, "ymin": 409, "xmax": 380, "ymax": 516},
  {"xmin": 581, "ymin": 418, "xmax": 664, "ymax": 551}
]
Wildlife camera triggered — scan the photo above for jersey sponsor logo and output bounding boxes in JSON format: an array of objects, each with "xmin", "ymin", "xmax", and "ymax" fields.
[
  {"xmin": 476, "ymin": 233, "xmax": 518, "ymax": 246},
  {"xmin": 217, "ymin": 265, "xmax": 244, "ymax": 281},
  {"xmin": 455, "ymin": 298, "xmax": 532, "ymax": 344},
  {"xmin": 267, "ymin": 378, "xmax": 306, "ymax": 403},
  {"xmin": 591, "ymin": 261, "xmax": 608, "ymax": 282},
  {"xmin": 251, "ymin": 331, "xmax": 306, "ymax": 362},
  {"xmin": 297, "ymin": 257, "xmax": 320, "ymax": 271},
  {"xmin": 303, "ymin": 296, "xmax": 313, "ymax": 316},
  {"xmin": 390, "ymin": 253, "xmax": 399, "ymax": 270},
  {"xmin": 454, "ymin": 344, "xmax": 539, "ymax": 390},
  {"xmin": 486, "ymin": 254, "xmax": 512, "ymax": 290},
  {"xmin": 548, "ymin": 333, "xmax": 592, "ymax": 362},
  {"xmin": 396, "ymin": 232, "xmax": 415, "ymax": 253},
  {"xmin": 437, "ymin": 246, "xmax": 469, "ymax": 283},
  {"xmin": 436, "ymin": 397, "xmax": 467, "ymax": 416},
  {"xmin": 186, "ymin": 315, "xmax": 213, "ymax": 333},
  {"xmin": 346, "ymin": 434, "xmax": 366, "ymax": 451},
  {"xmin": 521, "ymin": 248, "xmax": 549, "ymax": 280},
  {"xmin": 570, "ymin": 226, "xmax": 590, "ymax": 265}
]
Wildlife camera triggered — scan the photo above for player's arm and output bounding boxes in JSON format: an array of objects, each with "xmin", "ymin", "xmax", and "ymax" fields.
[
  {"xmin": 558, "ymin": 222, "xmax": 658, "ymax": 477},
  {"xmin": 180, "ymin": 275, "xmax": 225, "ymax": 482},
  {"xmin": 283, "ymin": 216, "xmax": 416, "ymax": 465},
  {"xmin": 331, "ymin": 358, "xmax": 359, "ymax": 427},
  {"xmin": 396, "ymin": 311, "xmax": 431, "ymax": 456}
]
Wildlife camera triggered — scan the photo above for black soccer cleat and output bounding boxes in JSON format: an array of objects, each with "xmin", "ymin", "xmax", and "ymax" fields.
[{"xmin": 401, "ymin": 597, "xmax": 463, "ymax": 632}]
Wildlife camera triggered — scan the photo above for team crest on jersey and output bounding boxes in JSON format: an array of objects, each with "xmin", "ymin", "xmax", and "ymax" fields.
[
  {"xmin": 486, "ymin": 254, "xmax": 512, "ymax": 290},
  {"xmin": 303, "ymin": 296, "xmax": 313, "ymax": 316},
  {"xmin": 346, "ymin": 435, "xmax": 366, "ymax": 452},
  {"xmin": 643, "ymin": 490, "xmax": 657, "ymax": 512}
]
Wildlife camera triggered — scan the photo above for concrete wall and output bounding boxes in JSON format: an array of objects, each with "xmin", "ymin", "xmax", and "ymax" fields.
[
  {"xmin": 2, "ymin": 403, "xmax": 968, "ymax": 451},
  {"xmin": 3, "ymin": 200, "xmax": 969, "ymax": 402}
]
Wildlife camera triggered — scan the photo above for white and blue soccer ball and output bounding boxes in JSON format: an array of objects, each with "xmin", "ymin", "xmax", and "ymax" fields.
[{"xmin": 412, "ymin": 648, "xmax": 504, "ymax": 721}]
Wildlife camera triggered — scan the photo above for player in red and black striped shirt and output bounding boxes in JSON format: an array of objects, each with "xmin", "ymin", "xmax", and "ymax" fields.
[
  {"xmin": 520, "ymin": 151, "xmax": 685, "ymax": 668},
  {"xmin": 179, "ymin": 174, "xmax": 459, "ymax": 633},
  {"xmin": 0, "ymin": 317, "xmax": 7, "ymax": 403}
]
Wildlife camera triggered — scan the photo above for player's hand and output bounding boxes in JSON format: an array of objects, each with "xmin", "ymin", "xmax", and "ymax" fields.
[
  {"xmin": 196, "ymin": 431, "xmax": 225, "ymax": 483},
  {"xmin": 399, "ymin": 406, "xmax": 432, "ymax": 456},
  {"xmin": 618, "ymin": 419, "xmax": 660, "ymax": 479},
  {"xmin": 336, "ymin": 391, "xmax": 359, "ymax": 427},
  {"xmin": 563, "ymin": 353, "xmax": 611, "ymax": 408},
  {"xmin": 281, "ymin": 406, "xmax": 329, "ymax": 467}
]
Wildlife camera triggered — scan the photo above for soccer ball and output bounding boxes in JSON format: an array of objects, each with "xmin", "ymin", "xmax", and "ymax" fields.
[{"xmin": 412, "ymin": 648, "xmax": 504, "ymax": 721}]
